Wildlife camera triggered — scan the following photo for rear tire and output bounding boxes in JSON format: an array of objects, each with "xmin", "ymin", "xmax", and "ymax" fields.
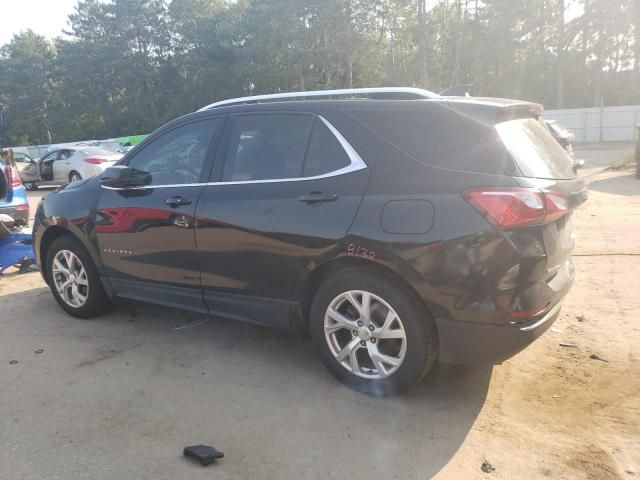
[
  {"xmin": 69, "ymin": 171, "xmax": 82, "ymax": 182},
  {"xmin": 46, "ymin": 235, "xmax": 110, "ymax": 318},
  {"xmin": 310, "ymin": 267, "xmax": 438, "ymax": 396}
]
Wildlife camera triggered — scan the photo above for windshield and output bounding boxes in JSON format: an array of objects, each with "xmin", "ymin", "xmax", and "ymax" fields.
[{"xmin": 496, "ymin": 117, "xmax": 576, "ymax": 180}]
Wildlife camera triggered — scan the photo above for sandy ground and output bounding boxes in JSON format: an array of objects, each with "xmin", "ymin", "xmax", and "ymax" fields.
[{"xmin": 0, "ymin": 146, "xmax": 638, "ymax": 479}]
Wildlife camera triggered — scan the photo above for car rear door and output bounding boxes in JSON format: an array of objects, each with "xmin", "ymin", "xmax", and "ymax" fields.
[
  {"xmin": 194, "ymin": 112, "xmax": 370, "ymax": 329},
  {"xmin": 93, "ymin": 116, "xmax": 224, "ymax": 312}
]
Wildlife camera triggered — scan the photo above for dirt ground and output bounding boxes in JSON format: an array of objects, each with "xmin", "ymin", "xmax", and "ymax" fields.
[{"xmin": 1, "ymin": 146, "xmax": 638, "ymax": 479}]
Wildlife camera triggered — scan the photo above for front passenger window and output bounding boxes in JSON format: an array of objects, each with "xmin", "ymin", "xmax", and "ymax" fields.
[
  {"xmin": 222, "ymin": 114, "xmax": 314, "ymax": 181},
  {"xmin": 128, "ymin": 119, "xmax": 219, "ymax": 186}
]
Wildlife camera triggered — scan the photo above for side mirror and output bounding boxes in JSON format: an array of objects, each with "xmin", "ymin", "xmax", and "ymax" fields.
[{"xmin": 101, "ymin": 166, "xmax": 151, "ymax": 189}]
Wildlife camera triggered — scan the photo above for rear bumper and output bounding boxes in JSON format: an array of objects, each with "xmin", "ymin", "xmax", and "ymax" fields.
[
  {"xmin": 436, "ymin": 301, "xmax": 562, "ymax": 365},
  {"xmin": 0, "ymin": 205, "xmax": 29, "ymax": 225}
]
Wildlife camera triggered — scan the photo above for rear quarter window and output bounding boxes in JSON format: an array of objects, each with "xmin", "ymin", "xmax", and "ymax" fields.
[
  {"xmin": 342, "ymin": 104, "xmax": 515, "ymax": 175},
  {"xmin": 496, "ymin": 118, "xmax": 576, "ymax": 180}
]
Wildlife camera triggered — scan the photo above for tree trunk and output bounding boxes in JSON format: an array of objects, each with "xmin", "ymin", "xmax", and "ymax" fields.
[
  {"xmin": 556, "ymin": 0, "xmax": 565, "ymax": 108},
  {"xmin": 345, "ymin": 0, "xmax": 354, "ymax": 89},
  {"xmin": 418, "ymin": 0, "xmax": 429, "ymax": 88},
  {"xmin": 42, "ymin": 100, "xmax": 52, "ymax": 144}
]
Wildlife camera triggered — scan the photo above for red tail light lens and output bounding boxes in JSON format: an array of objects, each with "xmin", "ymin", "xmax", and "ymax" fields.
[
  {"xmin": 543, "ymin": 191, "xmax": 569, "ymax": 223},
  {"xmin": 463, "ymin": 187, "xmax": 568, "ymax": 229},
  {"xmin": 5, "ymin": 164, "xmax": 22, "ymax": 188},
  {"xmin": 84, "ymin": 157, "xmax": 108, "ymax": 165}
]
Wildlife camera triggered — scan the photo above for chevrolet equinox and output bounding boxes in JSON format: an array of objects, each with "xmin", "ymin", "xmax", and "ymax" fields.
[{"xmin": 33, "ymin": 88, "xmax": 587, "ymax": 395}]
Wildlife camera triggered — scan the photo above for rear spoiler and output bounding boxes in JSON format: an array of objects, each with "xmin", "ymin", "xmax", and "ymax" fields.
[{"xmin": 446, "ymin": 97, "xmax": 543, "ymax": 124}]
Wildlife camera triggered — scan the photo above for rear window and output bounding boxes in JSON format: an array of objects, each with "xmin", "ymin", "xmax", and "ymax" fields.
[
  {"xmin": 496, "ymin": 118, "xmax": 576, "ymax": 180},
  {"xmin": 79, "ymin": 147, "xmax": 118, "ymax": 156}
]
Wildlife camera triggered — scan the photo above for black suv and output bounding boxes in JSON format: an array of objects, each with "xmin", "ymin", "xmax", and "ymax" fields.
[{"xmin": 33, "ymin": 88, "xmax": 586, "ymax": 395}]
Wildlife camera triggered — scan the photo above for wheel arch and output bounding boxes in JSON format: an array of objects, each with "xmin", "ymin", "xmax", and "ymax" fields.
[
  {"xmin": 293, "ymin": 255, "xmax": 440, "ymax": 336},
  {"xmin": 39, "ymin": 225, "xmax": 103, "ymax": 286}
]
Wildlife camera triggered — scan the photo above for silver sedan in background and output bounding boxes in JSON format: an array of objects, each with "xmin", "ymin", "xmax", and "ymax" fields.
[{"xmin": 20, "ymin": 147, "xmax": 122, "ymax": 190}]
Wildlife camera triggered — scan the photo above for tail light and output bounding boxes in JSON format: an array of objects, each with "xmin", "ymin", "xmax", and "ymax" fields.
[
  {"xmin": 5, "ymin": 164, "xmax": 22, "ymax": 188},
  {"xmin": 463, "ymin": 187, "xmax": 568, "ymax": 229},
  {"xmin": 84, "ymin": 157, "xmax": 109, "ymax": 165},
  {"xmin": 14, "ymin": 204, "xmax": 29, "ymax": 211}
]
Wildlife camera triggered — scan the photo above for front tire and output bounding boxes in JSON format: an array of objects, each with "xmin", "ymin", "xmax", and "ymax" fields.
[
  {"xmin": 310, "ymin": 267, "xmax": 438, "ymax": 396},
  {"xmin": 46, "ymin": 235, "xmax": 110, "ymax": 318},
  {"xmin": 24, "ymin": 182, "xmax": 38, "ymax": 191}
]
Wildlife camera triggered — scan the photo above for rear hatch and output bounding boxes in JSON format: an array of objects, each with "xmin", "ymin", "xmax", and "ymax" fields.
[
  {"xmin": 495, "ymin": 115, "xmax": 586, "ymax": 272},
  {"xmin": 452, "ymin": 98, "xmax": 587, "ymax": 316}
]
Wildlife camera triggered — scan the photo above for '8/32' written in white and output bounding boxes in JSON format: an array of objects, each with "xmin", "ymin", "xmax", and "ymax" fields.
[{"xmin": 346, "ymin": 243, "xmax": 376, "ymax": 260}]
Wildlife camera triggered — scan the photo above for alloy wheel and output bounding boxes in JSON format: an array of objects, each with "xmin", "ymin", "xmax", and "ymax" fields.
[
  {"xmin": 324, "ymin": 290, "xmax": 407, "ymax": 379},
  {"xmin": 52, "ymin": 250, "xmax": 89, "ymax": 308}
]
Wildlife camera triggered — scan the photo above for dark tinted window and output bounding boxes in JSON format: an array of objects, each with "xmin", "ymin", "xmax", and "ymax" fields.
[
  {"xmin": 223, "ymin": 114, "xmax": 314, "ymax": 181},
  {"xmin": 128, "ymin": 119, "xmax": 219, "ymax": 185},
  {"xmin": 41, "ymin": 152, "xmax": 59, "ymax": 163},
  {"xmin": 303, "ymin": 120, "xmax": 350, "ymax": 177},
  {"xmin": 497, "ymin": 118, "xmax": 575, "ymax": 179},
  {"xmin": 344, "ymin": 105, "xmax": 516, "ymax": 175}
]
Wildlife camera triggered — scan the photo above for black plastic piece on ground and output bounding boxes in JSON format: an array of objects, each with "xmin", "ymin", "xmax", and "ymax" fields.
[{"xmin": 183, "ymin": 445, "xmax": 224, "ymax": 466}]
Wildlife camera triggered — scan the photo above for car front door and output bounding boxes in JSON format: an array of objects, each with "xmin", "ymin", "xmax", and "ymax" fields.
[
  {"xmin": 93, "ymin": 116, "xmax": 224, "ymax": 312},
  {"xmin": 20, "ymin": 155, "xmax": 41, "ymax": 183},
  {"xmin": 195, "ymin": 112, "xmax": 370, "ymax": 329}
]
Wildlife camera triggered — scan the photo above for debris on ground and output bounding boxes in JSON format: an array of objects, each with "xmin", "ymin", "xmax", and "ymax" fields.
[
  {"xmin": 550, "ymin": 327, "xmax": 563, "ymax": 334},
  {"xmin": 590, "ymin": 354, "xmax": 608, "ymax": 362},
  {"xmin": 576, "ymin": 315, "xmax": 586, "ymax": 322},
  {"xmin": 173, "ymin": 312, "xmax": 209, "ymax": 330},
  {"xmin": 560, "ymin": 343, "xmax": 577, "ymax": 348},
  {"xmin": 34, "ymin": 349, "xmax": 43, "ymax": 354},
  {"xmin": 9, "ymin": 360, "xmax": 18, "ymax": 365},
  {"xmin": 481, "ymin": 460, "xmax": 495, "ymax": 473},
  {"xmin": 183, "ymin": 445, "xmax": 224, "ymax": 466}
]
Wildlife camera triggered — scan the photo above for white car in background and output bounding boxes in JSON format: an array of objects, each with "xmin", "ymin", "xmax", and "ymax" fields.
[{"xmin": 20, "ymin": 147, "xmax": 122, "ymax": 190}]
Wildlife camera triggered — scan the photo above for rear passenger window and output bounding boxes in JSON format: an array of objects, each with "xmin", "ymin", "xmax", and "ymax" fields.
[
  {"xmin": 303, "ymin": 120, "xmax": 350, "ymax": 177},
  {"xmin": 222, "ymin": 114, "xmax": 314, "ymax": 181}
]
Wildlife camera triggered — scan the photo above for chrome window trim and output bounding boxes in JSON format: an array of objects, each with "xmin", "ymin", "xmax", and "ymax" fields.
[
  {"xmin": 100, "ymin": 115, "xmax": 367, "ymax": 191},
  {"xmin": 101, "ymin": 182, "xmax": 206, "ymax": 190}
]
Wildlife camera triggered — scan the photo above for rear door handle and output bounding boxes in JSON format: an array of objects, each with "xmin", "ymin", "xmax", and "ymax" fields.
[
  {"xmin": 298, "ymin": 192, "xmax": 338, "ymax": 205},
  {"xmin": 165, "ymin": 196, "xmax": 192, "ymax": 207}
]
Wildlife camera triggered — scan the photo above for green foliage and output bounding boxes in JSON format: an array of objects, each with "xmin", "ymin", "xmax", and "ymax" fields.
[{"xmin": 0, "ymin": 0, "xmax": 637, "ymax": 146}]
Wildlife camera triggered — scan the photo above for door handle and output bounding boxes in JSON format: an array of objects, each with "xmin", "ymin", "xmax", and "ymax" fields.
[
  {"xmin": 165, "ymin": 196, "xmax": 192, "ymax": 207},
  {"xmin": 298, "ymin": 192, "xmax": 338, "ymax": 205}
]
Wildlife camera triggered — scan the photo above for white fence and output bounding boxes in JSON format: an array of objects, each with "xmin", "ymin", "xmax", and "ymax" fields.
[{"xmin": 543, "ymin": 104, "xmax": 640, "ymax": 143}]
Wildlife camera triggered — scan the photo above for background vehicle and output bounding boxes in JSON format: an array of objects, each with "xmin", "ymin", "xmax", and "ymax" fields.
[
  {"xmin": 542, "ymin": 120, "xmax": 586, "ymax": 171},
  {"xmin": 0, "ymin": 154, "xmax": 29, "ymax": 225},
  {"xmin": 21, "ymin": 146, "xmax": 122, "ymax": 190},
  {"xmin": 543, "ymin": 119, "xmax": 574, "ymax": 155},
  {"xmin": 12, "ymin": 151, "xmax": 35, "ymax": 172},
  {"xmin": 33, "ymin": 88, "xmax": 586, "ymax": 395}
]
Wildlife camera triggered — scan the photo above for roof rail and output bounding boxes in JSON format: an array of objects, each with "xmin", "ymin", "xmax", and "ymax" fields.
[{"xmin": 198, "ymin": 87, "xmax": 441, "ymax": 111}]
